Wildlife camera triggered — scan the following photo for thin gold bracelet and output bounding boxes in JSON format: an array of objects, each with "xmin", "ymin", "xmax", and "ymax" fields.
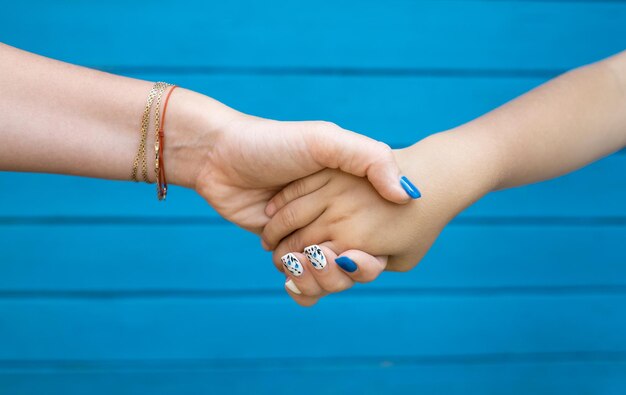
[{"xmin": 131, "ymin": 82, "xmax": 167, "ymax": 183}]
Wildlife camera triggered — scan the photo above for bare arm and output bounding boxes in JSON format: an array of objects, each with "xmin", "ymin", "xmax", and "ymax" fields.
[
  {"xmin": 0, "ymin": 42, "xmax": 221, "ymax": 187},
  {"xmin": 0, "ymin": 43, "xmax": 415, "ymax": 234},
  {"xmin": 461, "ymin": 50, "xmax": 626, "ymax": 191},
  {"xmin": 261, "ymin": 50, "xmax": 626, "ymax": 305}
]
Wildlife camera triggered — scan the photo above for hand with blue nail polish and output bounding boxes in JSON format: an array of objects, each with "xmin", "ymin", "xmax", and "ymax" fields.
[
  {"xmin": 189, "ymin": 111, "xmax": 417, "ymax": 235},
  {"xmin": 264, "ymin": 131, "xmax": 496, "ymax": 275},
  {"xmin": 278, "ymin": 242, "xmax": 388, "ymax": 307},
  {"xmin": 264, "ymin": 51, "xmax": 626, "ymax": 305}
]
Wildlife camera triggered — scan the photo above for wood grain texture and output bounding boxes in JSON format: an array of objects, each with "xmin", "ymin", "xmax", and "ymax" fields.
[
  {"xmin": 2, "ymin": 361, "xmax": 626, "ymax": 395},
  {"xmin": 0, "ymin": 75, "xmax": 624, "ymax": 217},
  {"xmin": 1, "ymin": 1, "xmax": 625, "ymax": 70},
  {"xmin": 0, "ymin": 224, "xmax": 624, "ymax": 291},
  {"xmin": 0, "ymin": 295, "xmax": 625, "ymax": 359},
  {"xmin": 0, "ymin": 0, "xmax": 625, "ymax": 392}
]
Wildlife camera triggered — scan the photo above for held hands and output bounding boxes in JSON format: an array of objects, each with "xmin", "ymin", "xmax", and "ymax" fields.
[
  {"xmin": 166, "ymin": 90, "xmax": 416, "ymax": 234},
  {"xmin": 166, "ymin": 91, "xmax": 500, "ymax": 306},
  {"xmin": 262, "ymin": 129, "xmax": 501, "ymax": 306}
]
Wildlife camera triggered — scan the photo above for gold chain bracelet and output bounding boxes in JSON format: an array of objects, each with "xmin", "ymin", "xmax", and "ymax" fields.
[{"xmin": 131, "ymin": 81, "xmax": 168, "ymax": 183}]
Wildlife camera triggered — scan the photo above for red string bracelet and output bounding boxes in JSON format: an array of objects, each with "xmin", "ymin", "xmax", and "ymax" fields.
[{"xmin": 157, "ymin": 85, "xmax": 178, "ymax": 201}]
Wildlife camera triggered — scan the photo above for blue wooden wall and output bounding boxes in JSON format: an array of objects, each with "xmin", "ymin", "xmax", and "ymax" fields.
[{"xmin": 1, "ymin": 1, "xmax": 625, "ymax": 394}]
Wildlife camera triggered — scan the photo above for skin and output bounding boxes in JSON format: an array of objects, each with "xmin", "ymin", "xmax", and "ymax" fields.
[
  {"xmin": 0, "ymin": 43, "xmax": 416, "ymax": 235},
  {"xmin": 265, "ymin": 51, "xmax": 626, "ymax": 306}
]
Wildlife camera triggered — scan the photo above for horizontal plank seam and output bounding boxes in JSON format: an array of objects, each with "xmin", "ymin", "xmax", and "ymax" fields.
[
  {"xmin": 100, "ymin": 65, "xmax": 564, "ymax": 79},
  {"xmin": 1, "ymin": 285, "xmax": 626, "ymax": 299},
  {"xmin": 479, "ymin": 0, "xmax": 626, "ymax": 3},
  {"xmin": 0, "ymin": 216, "xmax": 624, "ymax": 226},
  {"xmin": 1, "ymin": 352, "xmax": 626, "ymax": 372}
]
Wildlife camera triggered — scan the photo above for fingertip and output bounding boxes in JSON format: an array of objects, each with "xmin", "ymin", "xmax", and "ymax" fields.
[
  {"xmin": 261, "ymin": 238, "xmax": 271, "ymax": 251},
  {"xmin": 368, "ymin": 162, "xmax": 417, "ymax": 204},
  {"xmin": 335, "ymin": 256, "xmax": 358, "ymax": 273},
  {"xmin": 285, "ymin": 278, "xmax": 302, "ymax": 295},
  {"xmin": 265, "ymin": 201, "xmax": 277, "ymax": 217},
  {"xmin": 400, "ymin": 176, "xmax": 421, "ymax": 200},
  {"xmin": 376, "ymin": 181, "xmax": 414, "ymax": 205},
  {"xmin": 336, "ymin": 250, "xmax": 387, "ymax": 282}
]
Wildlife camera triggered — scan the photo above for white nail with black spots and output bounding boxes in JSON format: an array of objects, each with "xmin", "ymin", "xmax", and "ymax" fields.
[
  {"xmin": 304, "ymin": 245, "xmax": 327, "ymax": 270},
  {"xmin": 281, "ymin": 253, "xmax": 304, "ymax": 276}
]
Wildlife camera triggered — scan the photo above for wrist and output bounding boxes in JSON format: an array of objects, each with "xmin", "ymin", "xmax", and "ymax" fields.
[
  {"xmin": 162, "ymin": 88, "xmax": 239, "ymax": 189},
  {"xmin": 394, "ymin": 128, "xmax": 501, "ymax": 220}
]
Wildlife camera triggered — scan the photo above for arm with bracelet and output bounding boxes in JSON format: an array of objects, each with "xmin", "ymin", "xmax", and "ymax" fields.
[{"xmin": 0, "ymin": 43, "xmax": 420, "ymax": 234}]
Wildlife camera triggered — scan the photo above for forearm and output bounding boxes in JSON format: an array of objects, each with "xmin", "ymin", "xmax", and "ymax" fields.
[
  {"xmin": 0, "ymin": 43, "xmax": 225, "ymax": 188},
  {"xmin": 464, "ymin": 51, "xmax": 626, "ymax": 191}
]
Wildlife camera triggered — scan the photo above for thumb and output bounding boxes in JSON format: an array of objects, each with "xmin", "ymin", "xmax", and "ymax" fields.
[{"xmin": 306, "ymin": 122, "xmax": 420, "ymax": 204}]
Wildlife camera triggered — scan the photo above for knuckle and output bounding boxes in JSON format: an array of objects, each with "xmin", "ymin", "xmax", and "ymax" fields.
[
  {"xmin": 300, "ymin": 287, "xmax": 324, "ymax": 298},
  {"xmin": 322, "ymin": 279, "xmax": 351, "ymax": 294},
  {"xmin": 374, "ymin": 141, "xmax": 393, "ymax": 159},
  {"xmin": 285, "ymin": 233, "xmax": 303, "ymax": 253},
  {"xmin": 290, "ymin": 178, "xmax": 307, "ymax": 199},
  {"xmin": 279, "ymin": 206, "xmax": 298, "ymax": 230},
  {"xmin": 388, "ymin": 261, "xmax": 413, "ymax": 273},
  {"xmin": 314, "ymin": 120, "xmax": 339, "ymax": 130},
  {"xmin": 272, "ymin": 192, "xmax": 286, "ymax": 208},
  {"xmin": 357, "ymin": 269, "xmax": 380, "ymax": 283}
]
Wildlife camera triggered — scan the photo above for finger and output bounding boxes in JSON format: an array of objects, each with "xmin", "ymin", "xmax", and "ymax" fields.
[
  {"xmin": 334, "ymin": 250, "xmax": 388, "ymax": 283},
  {"xmin": 262, "ymin": 190, "xmax": 327, "ymax": 250},
  {"xmin": 284, "ymin": 280, "xmax": 323, "ymax": 307},
  {"xmin": 265, "ymin": 170, "xmax": 331, "ymax": 217},
  {"xmin": 272, "ymin": 222, "xmax": 330, "ymax": 273},
  {"xmin": 303, "ymin": 243, "xmax": 355, "ymax": 294},
  {"xmin": 306, "ymin": 122, "xmax": 421, "ymax": 204},
  {"xmin": 279, "ymin": 252, "xmax": 325, "ymax": 297}
]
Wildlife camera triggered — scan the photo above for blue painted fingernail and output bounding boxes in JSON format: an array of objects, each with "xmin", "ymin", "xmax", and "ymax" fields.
[
  {"xmin": 400, "ymin": 176, "xmax": 421, "ymax": 199},
  {"xmin": 335, "ymin": 256, "xmax": 358, "ymax": 273}
]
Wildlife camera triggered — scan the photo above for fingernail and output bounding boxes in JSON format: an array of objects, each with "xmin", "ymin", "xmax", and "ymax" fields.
[
  {"xmin": 265, "ymin": 202, "xmax": 277, "ymax": 217},
  {"xmin": 335, "ymin": 256, "xmax": 358, "ymax": 273},
  {"xmin": 304, "ymin": 245, "xmax": 327, "ymax": 270},
  {"xmin": 400, "ymin": 176, "xmax": 421, "ymax": 199},
  {"xmin": 281, "ymin": 253, "xmax": 304, "ymax": 277},
  {"xmin": 285, "ymin": 278, "xmax": 302, "ymax": 295}
]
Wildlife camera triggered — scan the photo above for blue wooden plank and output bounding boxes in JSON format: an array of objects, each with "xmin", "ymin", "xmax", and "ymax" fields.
[
  {"xmin": 2, "ymin": 154, "xmax": 623, "ymax": 217},
  {"xmin": 2, "ymin": 361, "xmax": 626, "ymax": 395},
  {"xmin": 0, "ymin": 295, "xmax": 624, "ymax": 359},
  {"xmin": 1, "ymin": 1, "xmax": 624, "ymax": 70},
  {"xmin": 1, "ymin": 74, "xmax": 624, "ymax": 217},
  {"xmin": 0, "ymin": 225, "xmax": 624, "ymax": 291}
]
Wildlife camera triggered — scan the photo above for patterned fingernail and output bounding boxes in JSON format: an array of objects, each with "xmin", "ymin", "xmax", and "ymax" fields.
[
  {"xmin": 335, "ymin": 256, "xmax": 358, "ymax": 273},
  {"xmin": 285, "ymin": 278, "xmax": 302, "ymax": 295},
  {"xmin": 304, "ymin": 245, "xmax": 327, "ymax": 270},
  {"xmin": 400, "ymin": 176, "xmax": 421, "ymax": 199},
  {"xmin": 281, "ymin": 253, "xmax": 304, "ymax": 277}
]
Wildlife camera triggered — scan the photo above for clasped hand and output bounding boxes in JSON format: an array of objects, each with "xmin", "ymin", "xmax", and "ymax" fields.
[{"xmin": 259, "ymin": 127, "xmax": 500, "ymax": 306}]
